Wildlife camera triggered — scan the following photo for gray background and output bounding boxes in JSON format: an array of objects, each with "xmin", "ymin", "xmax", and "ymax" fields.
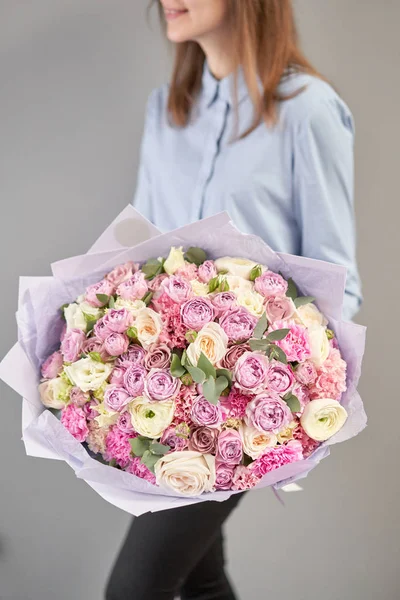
[{"xmin": 0, "ymin": 1, "xmax": 398, "ymax": 599}]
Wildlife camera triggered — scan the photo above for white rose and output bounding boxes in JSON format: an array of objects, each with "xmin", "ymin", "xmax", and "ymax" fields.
[
  {"xmin": 163, "ymin": 246, "xmax": 186, "ymax": 275},
  {"xmin": 78, "ymin": 300, "xmax": 103, "ymax": 321},
  {"xmin": 114, "ymin": 298, "xmax": 146, "ymax": 315},
  {"xmin": 190, "ymin": 279, "xmax": 209, "ymax": 296},
  {"xmin": 239, "ymin": 423, "xmax": 277, "ymax": 459},
  {"xmin": 186, "ymin": 322, "xmax": 228, "ymax": 366},
  {"xmin": 295, "ymin": 303, "xmax": 328, "ymax": 328},
  {"xmin": 308, "ymin": 325, "xmax": 330, "ymax": 367},
  {"xmin": 38, "ymin": 377, "xmax": 71, "ymax": 409},
  {"xmin": 236, "ymin": 289, "xmax": 265, "ymax": 317},
  {"xmin": 129, "ymin": 397, "xmax": 174, "ymax": 439},
  {"xmin": 135, "ymin": 307, "xmax": 163, "ymax": 349},
  {"xmin": 64, "ymin": 303, "xmax": 87, "ymax": 332},
  {"xmin": 301, "ymin": 398, "xmax": 348, "ymax": 441},
  {"xmin": 214, "ymin": 257, "xmax": 264, "ymax": 280},
  {"xmin": 225, "ymin": 275, "xmax": 253, "ymax": 295},
  {"xmin": 64, "ymin": 357, "xmax": 112, "ymax": 392},
  {"xmin": 155, "ymin": 451, "xmax": 216, "ymax": 496}
]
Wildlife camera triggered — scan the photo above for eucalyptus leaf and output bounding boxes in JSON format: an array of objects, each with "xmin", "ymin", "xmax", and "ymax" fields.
[
  {"xmin": 142, "ymin": 258, "xmax": 163, "ymax": 280},
  {"xmin": 187, "ymin": 366, "xmax": 206, "ymax": 384},
  {"xmin": 266, "ymin": 328, "xmax": 290, "ymax": 342},
  {"xmin": 266, "ymin": 345, "xmax": 288, "ymax": 364},
  {"xmin": 202, "ymin": 376, "xmax": 218, "ymax": 405},
  {"xmin": 286, "ymin": 277, "xmax": 298, "ymax": 300},
  {"xmin": 249, "ymin": 264, "xmax": 262, "ymax": 281},
  {"xmin": 88, "ymin": 352, "xmax": 103, "ymax": 363},
  {"xmin": 293, "ymin": 296, "xmax": 315, "ymax": 308},
  {"xmin": 171, "ymin": 353, "xmax": 186, "ymax": 378},
  {"xmin": 96, "ymin": 293, "xmax": 110, "ymax": 306},
  {"xmin": 215, "ymin": 376, "xmax": 229, "ymax": 397},
  {"xmin": 216, "ymin": 368, "xmax": 232, "ymax": 385},
  {"xmin": 149, "ymin": 442, "xmax": 171, "ymax": 456},
  {"xmin": 142, "ymin": 291, "xmax": 154, "ymax": 306},
  {"xmin": 249, "ymin": 338, "xmax": 269, "ymax": 352},
  {"xmin": 197, "ymin": 352, "xmax": 216, "ymax": 379},
  {"xmin": 184, "ymin": 247, "xmax": 207, "ymax": 266},
  {"xmin": 85, "ymin": 318, "xmax": 97, "ymax": 333},
  {"xmin": 141, "ymin": 450, "xmax": 162, "ymax": 473},
  {"xmin": 130, "ymin": 437, "xmax": 151, "ymax": 457},
  {"xmin": 253, "ymin": 312, "xmax": 268, "ymax": 339},
  {"xmin": 181, "ymin": 349, "xmax": 190, "ymax": 368},
  {"xmin": 282, "ymin": 394, "xmax": 301, "ymax": 413},
  {"xmin": 108, "ymin": 296, "xmax": 116, "ymax": 309}
]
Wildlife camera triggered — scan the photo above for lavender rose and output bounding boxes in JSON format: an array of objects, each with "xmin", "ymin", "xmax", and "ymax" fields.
[
  {"xmin": 218, "ymin": 343, "xmax": 250, "ymax": 370},
  {"xmin": 85, "ymin": 279, "xmax": 115, "ymax": 307},
  {"xmin": 234, "ymin": 352, "xmax": 269, "ymax": 394},
  {"xmin": 266, "ymin": 361, "xmax": 294, "ymax": 394},
  {"xmin": 292, "ymin": 382, "xmax": 311, "ymax": 415},
  {"xmin": 189, "ymin": 426, "xmax": 219, "ymax": 453},
  {"xmin": 294, "ymin": 361, "xmax": 318, "ymax": 385},
  {"xmin": 104, "ymin": 333, "xmax": 129, "ymax": 356},
  {"xmin": 211, "ymin": 292, "xmax": 237, "ymax": 318},
  {"xmin": 109, "ymin": 366, "xmax": 127, "ymax": 386},
  {"xmin": 144, "ymin": 344, "xmax": 171, "ymax": 370},
  {"xmin": 60, "ymin": 328, "xmax": 86, "ymax": 362},
  {"xmin": 245, "ymin": 393, "xmax": 292, "ymax": 433},
  {"xmin": 117, "ymin": 271, "xmax": 148, "ymax": 301},
  {"xmin": 144, "ymin": 368, "xmax": 181, "ymax": 401},
  {"xmin": 41, "ymin": 350, "xmax": 63, "ymax": 379},
  {"xmin": 215, "ymin": 462, "xmax": 235, "ymax": 490},
  {"xmin": 123, "ymin": 364, "xmax": 147, "ymax": 396},
  {"xmin": 93, "ymin": 317, "xmax": 113, "ymax": 341},
  {"xmin": 161, "ymin": 275, "xmax": 192, "ymax": 304},
  {"xmin": 81, "ymin": 337, "xmax": 108, "ymax": 362},
  {"xmin": 117, "ymin": 411, "xmax": 135, "ymax": 433},
  {"xmin": 191, "ymin": 396, "xmax": 222, "ymax": 428},
  {"xmin": 180, "ymin": 297, "xmax": 215, "ymax": 331},
  {"xmin": 216, "ymin": 429, "xmax": 243, "ymax": 465},
  {"xmin": 101, "ymin": 308, "xmax": 134, "ymax": 334},
  {"xmin": 161, "ymin": 425, "xmax": 189, "ymax": 451},
  {"xmin": 254, "ymin": 271, "xmax": 288, "ymax": 299},
  {"xmin": 265, "ymin": 296, "xmax": 295, "ymax": 322},
  {"xmin": 104, "ymin": 385, "xmax": 131, "ymax": 412},
  {"xmin": 219, "ymin": 307, "xmax": 258, "ymax": 342},
  {"xmin": 69, "ymin": 386, "xmax": 90, "ymax": 407},
  {"xmin": 198, "ymin": 260, "xmax": 217, "ymax": 283},
  {"xmin": 116, "ymin": 344, "xmax": 146, "ymax": 367},
  {"xmin": 106, "ymin": 261, "xmax": 137, "ymax": 286}
]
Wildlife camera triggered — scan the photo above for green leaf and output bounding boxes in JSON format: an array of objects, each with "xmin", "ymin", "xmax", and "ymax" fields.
[
  {"xmin": 202, "ymin": 376, "xmax": 218, "ymax": 405},
  {"xmin": 130, "ymin": 437, "xmax": 151, "ymax": 457},
  {"xmin": 286, "ymin": 277, "xmax": 298, "ymax": 301},
  {"xmin": 181, "ymin": 349, "xmax": 190, "ymax": 369},
  {"xmin": 326, "ymin": 328, "xmax": 335, "ymax": 340},
  {"xmin": 142, "ymin": 291, "xmax": 154, "ymax": 306},
  {"xmin": 142, "ymin": 258, "xmax": 163, "ymax": 280},
  {"xmin": 249, "ymin": 264, "xmax": 262, "ymax": 281},
  {"xmin": 266, "ymin": 345, "xmax": 288, "ymax": 364},
  {"xmin": 253, "ymin": 312, "xmax": 268, "ymax": 339},
  {"xmin": 96, "ymin": 293, "xmax": 110, "ymax": 306},
  {"xmin": 282, "ymin": 393, "xmax": 301, "ymax": 413},
  {"xmin": 208, "ymin": 276, "xmax": 220, "ymax": 293},
  {"xmin": 127, "ymin": 327, "xmax": 138, "ymax": 339},
  {"xmin": 184, "ymin": 247, "xmax": 207, "ymax": 266},
  {"xmin": 149, "ymin": 442, "xmax": 171, "ymax": 455},
  {"xmin": 171, "ymin": 353, "xmax": 186, "ymax": 378},
  {"xmin": 215, "ymin": 375, "xmax": 229, "ymax": 397},
  {"xmin": 108, "ymin": 296, "xmax": 116, "ymax": 309},
  {"xmin": 216, "ymin": 368, "xmax": 232, "ymax": 386},
  {"xmin": 141, "ymin": 450, "xmax": 162, "ymax": 473},
  {"xmin": 197, "ymin": 352, "xmax": 216, "ymax": 379},
  {"xmin": 266, "ymin": 328, "xmax": 290, "ymax": 342},
  {"xmin": 85, "ymin": 318, "xmax": 97, "ymax": 333},
  {"xmin": 60, "ymin": 303, "xmax": 69, "ymax": 320},
  {"xmin": 294, "ymin": 296, "xmax": 315, "ymax": 308},
  {"xmin": 187, "ymin": 366, "xmax": 206, "ymax": 384},
  {"xmin": 249, "ymin": 338, "xmax": 269, "ymax": 352},
  {"xmin": 88, "ymin": 352, "xmax": 103, "ymax": 363}
]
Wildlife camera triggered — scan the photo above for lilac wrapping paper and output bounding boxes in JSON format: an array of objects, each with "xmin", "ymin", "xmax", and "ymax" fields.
[{"xmin": 0, "ymin": 207, "xmax": 367, "ymax": 515}]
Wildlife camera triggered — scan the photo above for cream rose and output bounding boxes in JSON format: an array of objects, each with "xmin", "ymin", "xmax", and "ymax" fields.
[
  {"xmin": 295, "ymin": 303, "xmax": 328, "ymax": 328},
  {"xmin": 114, "ymin": 298, "xmax": 146, "ymax": 315},
  {"xmin": 190, "ymin": 279, "xmax": 210, "ymax": 296},
  {"xmin": 39, "ymin": 377, "xmax": 71, "ymax": 409},
  {"xmin": 236, "ymin": 289, "xmax": 265, "ymax": 317},
  {"xmin": 135, "ymin": 307, "xmax": 163, "ymax": 349},
  {"xmin": 225, "ymin": 275, "xmax": 253, "ymax": 295},
  {"xmin": 214, "ymin": 257, "xmax": 264, "ymax": 280},
  {"xmin": 155, "ymin": 451, "xmax": 216, "ymax": 496},
  {"xmin": 163, "ymin": 246, "xmax": 186, "ymax": 275},
  {"xmin": 308, "ymin": 325, "xmax": 330, "ymax": 367},
  {"xmin": 129, "ymin": 396, "xmax": 174, "ymax": 439},
  {"xmin": 64, "ymin": 357, "xmax": 112, "ymax": 392},
  {"xmin": 240, "ymin": 423, "xmax": 277, "ymax": 459},
  {"xmin": 78, "ymin": 301, "xmax": 103, "ymax": 321},
  {"xmin": 301, "ymin": 398, "xmax": 348, "ymax": 441},
  {"xmin": 64, "ymin": 303, "xmax": 87, "ymax": 332},
  {"xmin": 186, "ymin": 322, "xmax": 228, "ymax": 366}
]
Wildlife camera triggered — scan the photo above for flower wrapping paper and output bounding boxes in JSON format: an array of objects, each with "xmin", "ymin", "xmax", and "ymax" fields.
[{"xmin": 0, "ymin": 207, "xmax": 367, "ymax": 515}]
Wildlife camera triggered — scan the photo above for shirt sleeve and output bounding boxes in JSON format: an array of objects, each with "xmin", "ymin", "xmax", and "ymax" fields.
[{"xmin": 293, "ymin": 94, "xmax": 363, "ymax": 321}]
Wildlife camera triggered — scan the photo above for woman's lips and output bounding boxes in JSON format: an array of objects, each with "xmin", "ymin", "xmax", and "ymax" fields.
[{"xmin": 164, "ymin": 8, "xmax": 188, "ymax": 21}]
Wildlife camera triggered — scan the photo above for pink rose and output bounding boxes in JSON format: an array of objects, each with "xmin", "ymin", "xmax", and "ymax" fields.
[
  {"xmin": 60, "ymin": 328, "xmax": 86, "ymax": 362},
  {"xmin": 198, "ymin": 260, "xmax": 217, "ymax": 283},
  {"xmin": 292, "ymin": 382, "xmax": 311, "ymax": 414},
  {"xmin": 191, "ymin": 396, "xmax": 222, "ymax": 428},
  {"xmin": 101, "ymin": 308, "xmax": 134, "ymax": 334},
  {"xmin": 161, "ymin": 275, "xmax": 192, "ymax": 304},
  {"xmin": 104, "ymin": 385, "xmax": 131, "ymax": 412},
  {"xmin": 123, "ymin": 364, "xmax": 147, "ymax": 397},
  {"xmin": 93, "ymin": 317, "xmax": 113, "ymax": 341},
  {"xmin": 294, "ymin": 361, "xmax": 318, "ymax": 385},
  {"xmin": 266, "ymin": 361, "xmax": 294, "ymax": 394},
  {"xmin": 211, "ymin": 292, "xmax": 237, "ymax": 318},
  {"xmin": 144, "ymin": 368, "xmax": 181, "ymax": 401},
  {"xmin": 161, "ymin": 425, "xmax": 189, "ymax": 451},
  {"xmin": 250, "ymin": 440, "xmax": 303, "ymax": 477},
  {"xmin": 116, "ymin": 344, "xmax": 146, "ymax": 367},
  {"xmin": 106, "ymin": 261, "xmax": 137, "ymax": 286},
  {"xmin": 148, "ymin": 273, "xmax": 169, "ymax": 292},
  {"xmin": 218, "ymin": 343, "xmax": 250, "ymax": 370},
  {"xmin": 254, "ymin": 270, "xmax": 288, "ymax": 298},
  {"xmin": 215, "ymin": 462, "xmax": 235, "ymax": 490},
  {"xmin": 41, "ymin": 350, "xmax": 63, "ymax": 379},
  {"xmin": 144, "ymin": 345, "xmax": 171, "ymax": 370},
  {"xmin": 109, "ymin": 366, "xmax": 127, "ymax": 386},
  {"xmin": 268, "ymin": 320, "xmax": 311, "ymax": 362},
  {"xmin": 117, "ymin": 271, "xmax": 148, "ymax": 300},
  {"xmin": 217, "ymin": 429, "xmax": 243, "ymax": 465},
  {"xmin": 82, "ymin": 337, "xmax": 108, "ymax": 362},
  {"xmin": 189, "ymin": 426, "xmax": 218, "ymax": 453},
  {"xmin": 103, "ymin": 333, "xmax": 129, "ymax": 356},
  {"xmin": 117, "ymin": 411, "xmax": 135, "ymax": 434},
  {"xmin": 245, "ymin": 393, "xmax": 292, "ymax": 433},
  {"xmin": 69, "ymin": 386, "xmax": 90, "ymax": 407},
  {"xmin": 180, "ymin": 297, "xmax": 215, "ymax": 331},
  {"xmin": 234, "ymin": 352, "xmax": 269, "ymax": 394},
  {"xmin": 61, "ymin": 404, "xmax": 89, "ymax": 442},
  {"xmin": 265, "ymin": 296, "xmax": 295, "ymax": 322},
  {"xmin": 85, "ymin": 279, "xmax": 115, "ymax": 307},
  {"xmin": 219, "ymin": 307, "xmax": 258, "ymax": 342},
  {"xmin": 231, "ymin": 465, "xmax": 261, "ymax": 490}
]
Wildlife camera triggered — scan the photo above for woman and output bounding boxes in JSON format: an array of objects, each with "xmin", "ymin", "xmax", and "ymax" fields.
[{"xmin": 106, "ymin": 1, "xmax": 362, "ymax": 599}]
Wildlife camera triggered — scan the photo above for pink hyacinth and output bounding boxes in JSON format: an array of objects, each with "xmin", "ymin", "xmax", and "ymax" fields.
[
  {"xmin": 268, "ymin": 319, "xmax": 311, "ymax": 363},
  {"xmin": 220, "ymin": 387, "xmax": 252, "ymax": 419},
  {"xmin": 293, "ymin": 424, "xmax": 320, "ymax": 457},
  {"xmin": 309, "ymin": 348, "xmax": 347, "ymax": 401},
  {"xmin": 231, "ymin": 466, "xmax": 261, "ymax": 491},
  {"xmin": 86, "ymin": 420, "xmax": 108, "ymax": 454},
  {"xmin": 174, "ymin": 385, "xmax": 197, "ymax": 424},
  {"xmin": 61, "ymin": 404, "xmax": 89, "ymax": 443},
  {"xmin": 158, "ymin": 302, "xmax": 188, "ymax": 349},
  {"xmin": 104, "ymin": 426, "xmax": 137, "ymax": 468},
  {"xmin": 250, "ymin": 440, "xmax": 303, "ymax": 477},
  {"xmin": 126, "ymin": 456, "xmax": 156, "ymax": 485}
]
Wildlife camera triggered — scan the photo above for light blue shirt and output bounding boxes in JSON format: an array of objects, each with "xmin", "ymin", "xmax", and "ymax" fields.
[{"xmin": 134, "ymin": 64, "xmax": 362, "ymax": 320}]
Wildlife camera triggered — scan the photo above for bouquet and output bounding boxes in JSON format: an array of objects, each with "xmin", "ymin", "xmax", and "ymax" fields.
[{"xmin": 0, "ymin": 207, "xmax": 367, "ymax": 514}]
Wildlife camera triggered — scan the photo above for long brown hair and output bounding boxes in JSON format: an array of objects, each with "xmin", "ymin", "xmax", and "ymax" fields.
[{"xmin": 154, "ymin": 0, "xmax": 323, "ymax": 138}]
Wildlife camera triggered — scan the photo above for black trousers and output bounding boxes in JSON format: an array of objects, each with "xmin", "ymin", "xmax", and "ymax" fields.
[{"xmin": 105, "ymin": 493, "xmax": 244, "ymax": 600}]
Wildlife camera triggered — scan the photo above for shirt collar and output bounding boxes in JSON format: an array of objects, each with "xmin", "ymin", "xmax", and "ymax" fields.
[{"xmin": 201, "ymin": 62, "xmax": 249, "ymax": 108}]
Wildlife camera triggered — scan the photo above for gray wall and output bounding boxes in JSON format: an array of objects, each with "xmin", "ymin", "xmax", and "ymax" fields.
[{"xmin": 0, "ymin": 1, "xmax": 398, "ymax": 599}]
